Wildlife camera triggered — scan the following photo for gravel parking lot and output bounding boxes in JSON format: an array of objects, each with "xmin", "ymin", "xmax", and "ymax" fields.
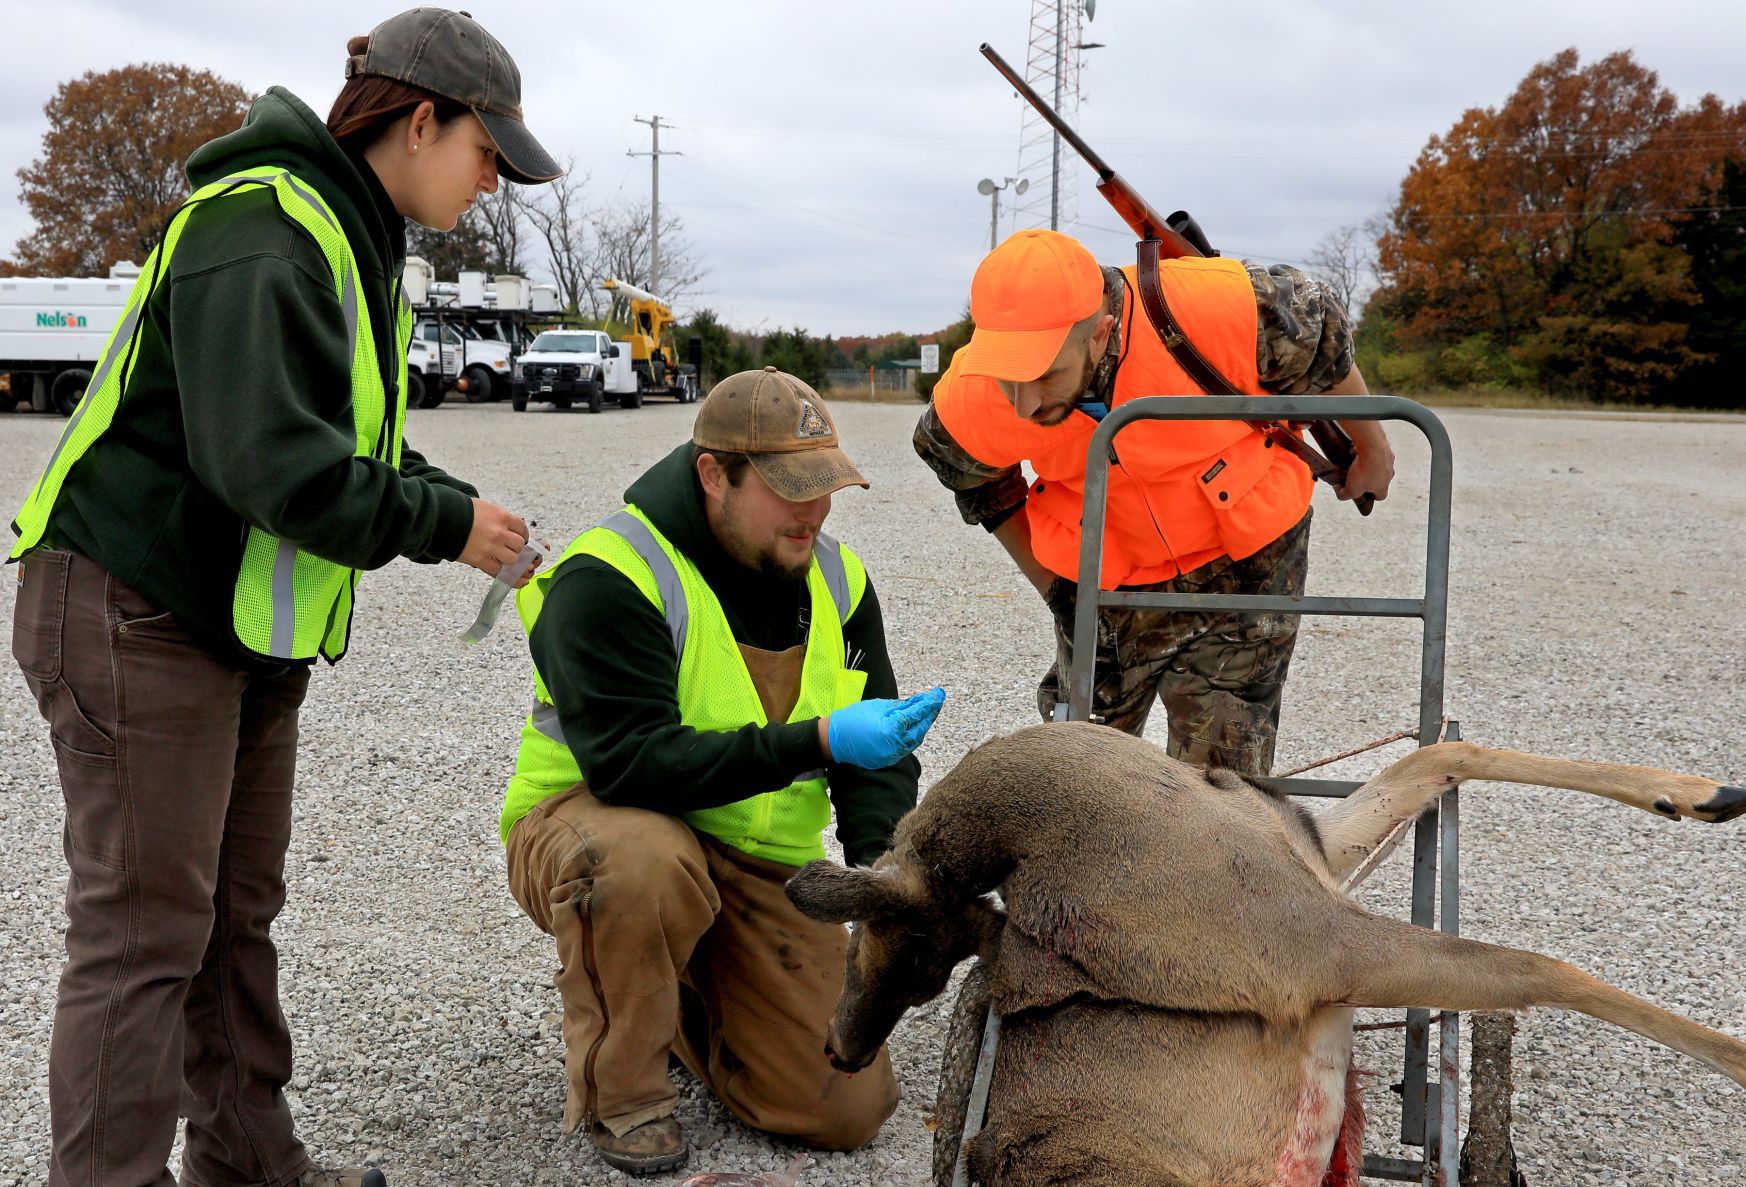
[{"xmin": 2, "ymin": 399, "xmax": 1741, "ymax": 1186}]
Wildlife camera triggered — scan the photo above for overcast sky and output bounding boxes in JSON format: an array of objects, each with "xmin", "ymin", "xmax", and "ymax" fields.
[{"xmin": 2, "ymin": 0, "xmax": 1742, "ymax": 336}]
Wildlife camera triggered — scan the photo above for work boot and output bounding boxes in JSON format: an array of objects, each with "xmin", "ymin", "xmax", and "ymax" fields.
[
  {"xmin": 589, "ymin": 1116, "xmax": 688, "ymax": 1176},
  {"xmin": 296, "ymin": 1169, "xmax": 388, "ymax": 1187}
]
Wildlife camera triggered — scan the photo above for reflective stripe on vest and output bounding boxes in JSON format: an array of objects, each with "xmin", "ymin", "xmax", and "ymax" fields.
[
  {"xmin": 601, "ymin": 510, "xmax": 689, "ymax": 657},
  {"xmin": 501, "ymin": 506, "xmax": 869, "ymax": 861},
  {"xmin": 8, "ymin": 167, "xmax": 411, "ymax": 663},
  {"xmin": 523, "ymin": 511, "xmax": 857, "ymax": 747}
]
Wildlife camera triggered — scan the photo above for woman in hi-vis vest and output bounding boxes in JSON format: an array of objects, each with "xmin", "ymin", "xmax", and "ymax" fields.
[{"xmin": 8, "ymin": 11, "xmax": 561, "ymax": 1186}]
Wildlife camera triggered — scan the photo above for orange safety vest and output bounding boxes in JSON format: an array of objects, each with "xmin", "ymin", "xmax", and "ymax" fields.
[{"xmin": 933, "ymin": 256, "xmax": 1312, "ymax": 589}]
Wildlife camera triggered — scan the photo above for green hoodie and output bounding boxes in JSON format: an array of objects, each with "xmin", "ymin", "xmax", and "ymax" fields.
[{"xmin": 37, "ymin": 87, "xmax": 477, "ymax": 670}]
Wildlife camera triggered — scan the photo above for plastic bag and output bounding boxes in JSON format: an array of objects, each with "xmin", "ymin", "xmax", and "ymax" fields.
[{"xmin": 458, "ymin": 536, "xmax": 547, "ymax": 645}]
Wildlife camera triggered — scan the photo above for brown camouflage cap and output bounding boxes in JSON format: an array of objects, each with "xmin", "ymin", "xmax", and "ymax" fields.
[
  {"xmin": 693, "ymin": 368, "xmax": 870, "ymax": 502},
  {"xmin": 346, "ymin": 7, "xmax": 563, "ymax": 185}
]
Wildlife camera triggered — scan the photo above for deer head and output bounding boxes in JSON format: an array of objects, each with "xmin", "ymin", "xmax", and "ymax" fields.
[{"xmin": 786, "ymin": 859, "xmax": 1004, "ymax": 1072}]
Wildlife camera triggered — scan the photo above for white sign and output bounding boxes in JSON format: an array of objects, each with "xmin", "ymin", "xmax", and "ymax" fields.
[{"xmin": 920, "ymin": 343, "xmax": 940, "ymax": 374}]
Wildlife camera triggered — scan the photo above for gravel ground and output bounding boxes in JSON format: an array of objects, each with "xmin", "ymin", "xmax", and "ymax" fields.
[{"xmin": 1, "ymin": 399, "xmax": 1742, "ymax": 1187}]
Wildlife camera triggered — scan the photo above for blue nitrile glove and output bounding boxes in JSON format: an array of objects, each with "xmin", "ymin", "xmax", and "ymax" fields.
[{"xmin": 825, "ymin": 687, "xmax": 947, "ymax": 770}]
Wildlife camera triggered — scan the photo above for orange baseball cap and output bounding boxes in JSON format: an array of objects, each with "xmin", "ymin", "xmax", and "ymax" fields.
[{"xmin": 952, "ymin": 229, "xmax": 1103, "ymax": 382}]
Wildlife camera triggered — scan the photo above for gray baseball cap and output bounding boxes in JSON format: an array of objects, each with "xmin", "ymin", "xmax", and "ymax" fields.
[{"xmin": 345, "ymin": 7, "xmax": 563, "ymax": 185}]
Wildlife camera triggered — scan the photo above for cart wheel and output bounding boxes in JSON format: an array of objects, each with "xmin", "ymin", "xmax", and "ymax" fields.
[
  {"xmin": 932, "ymin": 959, "xmax": 995, "ymax": 1187},
  {"xmin": 1459, "ymin": 1011, "xmax": 1527, "ymax": 1186}
]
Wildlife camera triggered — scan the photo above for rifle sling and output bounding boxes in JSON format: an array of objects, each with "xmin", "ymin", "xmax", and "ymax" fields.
[{"xmin": 1133, "ymin": 237, "xmax": 1347, "ymax": 487}]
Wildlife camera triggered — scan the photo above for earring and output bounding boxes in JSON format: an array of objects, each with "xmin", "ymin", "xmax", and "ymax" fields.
[{"xmin": 412, "ymin": 144, "xmax": 419, "ymax": 151}]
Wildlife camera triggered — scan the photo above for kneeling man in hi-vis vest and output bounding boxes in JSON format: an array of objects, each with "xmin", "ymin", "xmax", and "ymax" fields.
[
  {"xmin": 917, "ymin": 228, "xmax": 1396, "ymax": 775},
  {"xmin": 501, "ymin": 369, "xmax": 945, "ymax": 1177}
]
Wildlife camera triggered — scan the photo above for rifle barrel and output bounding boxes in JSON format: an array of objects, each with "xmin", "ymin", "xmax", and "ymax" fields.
[{"xmin": 979, "ymin": 43, "xmax": 1113, "ymax": 180}]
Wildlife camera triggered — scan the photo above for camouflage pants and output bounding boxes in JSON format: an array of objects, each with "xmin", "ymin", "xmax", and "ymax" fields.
[{"xmin": 1036, "ymin": 509, "xmax": 1311, "ymax": 775}]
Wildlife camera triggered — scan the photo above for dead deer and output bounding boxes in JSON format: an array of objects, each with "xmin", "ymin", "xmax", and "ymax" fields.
[{"xmin": 785, "ymin": 722, "xmax": 1746, "ymax": 1187}]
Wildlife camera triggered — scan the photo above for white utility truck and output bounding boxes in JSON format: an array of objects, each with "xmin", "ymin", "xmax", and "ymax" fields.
[
  {"xmin": 511, "ymin": 328, "xmax": 637, "ymax": 414},
  {"xmin": 401, "ymin": 260, "xmax": 533, "ymax": 406},
  {"xmin": 410, "ymin": 316, "xmax": 512, "ymax": 405},
  {"xmin": 1, "ymin": 256, "xmax": 554, "ymax": 416},
  {"xmin": 0, "ymin": 263, "xmax": 140, "ymax": 414}
]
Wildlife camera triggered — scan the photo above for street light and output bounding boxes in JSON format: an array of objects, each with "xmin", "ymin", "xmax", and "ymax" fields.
[{"xmin": 977, "ymin": 176, "xmax": 1030, "ymax": 252}]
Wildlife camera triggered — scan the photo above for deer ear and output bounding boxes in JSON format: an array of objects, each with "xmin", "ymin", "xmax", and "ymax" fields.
[{"xmin": 785, "ymin": 860, "xmax": 924, "ymax": 923}]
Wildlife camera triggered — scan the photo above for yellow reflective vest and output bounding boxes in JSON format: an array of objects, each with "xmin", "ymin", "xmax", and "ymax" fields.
[
  {"xmin": 501, "ymin": 506, "xmax": 870, "ymax": 866},
  {"xmin": 9, "ymin": 166, "xmax": 411, "ymax": 663}
]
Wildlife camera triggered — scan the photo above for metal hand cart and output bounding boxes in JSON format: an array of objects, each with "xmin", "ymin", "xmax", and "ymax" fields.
[{"xmin": 942, "ymin": 395, "xmax": 1509, "ymax": 1187}]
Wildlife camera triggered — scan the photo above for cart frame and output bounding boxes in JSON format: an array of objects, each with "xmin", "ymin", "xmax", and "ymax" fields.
[{"xmin": 951, "ymin": 394, "xmax": 1467, "ymax": 1187}]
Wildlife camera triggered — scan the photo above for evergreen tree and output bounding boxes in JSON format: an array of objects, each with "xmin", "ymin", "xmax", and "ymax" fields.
[{"xmin": 1672, "ymin": 157, "xmax": 1746, "ymax": 408}]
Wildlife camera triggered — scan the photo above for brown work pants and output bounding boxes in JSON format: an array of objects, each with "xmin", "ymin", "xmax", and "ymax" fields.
[
  {"xmin": 506, "ymin": 786, "xmax": 899, "ymax": 1149},
  {"xmin": 13, "ymin": 549, "xmax": 316, "ymax": 1187}
]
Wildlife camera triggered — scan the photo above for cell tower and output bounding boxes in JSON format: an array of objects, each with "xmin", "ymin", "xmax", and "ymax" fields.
[{"xmin": 1013, "ymin": 0, "xmax": 1092, "ymax": 234}]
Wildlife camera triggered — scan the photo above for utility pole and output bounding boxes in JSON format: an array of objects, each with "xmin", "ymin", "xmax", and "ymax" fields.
[
  {"xmin": 979, "ymin": 177, "xmax": 1030, "ymax": 251},
  {"xmin": 628, "ymin": 115, "xmax": 680, "ymax": 296}
]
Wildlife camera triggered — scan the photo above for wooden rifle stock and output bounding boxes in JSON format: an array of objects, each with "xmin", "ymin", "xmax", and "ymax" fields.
[{"xmin": 981, "ymin": 41, "xmax": 1374, "ymax": 516}]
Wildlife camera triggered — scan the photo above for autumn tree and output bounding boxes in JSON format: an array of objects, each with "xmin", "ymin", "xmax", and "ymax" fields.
[
  {"xmin": 1373, "ymin": 48, "xmax": 1746, "ymax": 401},
  {"xmin": 3, "ymin": 64, "xmax": 251, "ymax": 276}
]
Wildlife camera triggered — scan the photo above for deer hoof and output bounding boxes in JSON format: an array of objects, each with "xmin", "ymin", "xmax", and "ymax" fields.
[{"xmin": 1695, "ymin": 784, "xmax": 1746, "ymax": 823}]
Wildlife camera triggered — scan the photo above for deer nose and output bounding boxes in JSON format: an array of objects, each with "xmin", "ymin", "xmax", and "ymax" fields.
[{"xmin": 823, "ymin": 1039, "xmax": 872, "ymax": 1074}]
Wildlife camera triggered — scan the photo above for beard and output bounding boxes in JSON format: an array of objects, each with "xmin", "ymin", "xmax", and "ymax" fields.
[
  {"xmin": 717, "ymin": 488, "xmax": 815, "ymax": 581},
  {"xmin": 1029, "ymin": 352, "xmax": 1100, "ymax": 426},
  {"xmin": 1032, "ymin": 399, "xmax": 1078, "ymax": 427},
  {"xmin": 756, "ymin": 551, "xmax": 812, "ymax": 581}
]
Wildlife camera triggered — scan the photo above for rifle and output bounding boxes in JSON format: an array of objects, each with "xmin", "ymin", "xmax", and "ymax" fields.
[{"xmin": 979, "ymin": 42, "xmax": 1374, "ymax": 515}]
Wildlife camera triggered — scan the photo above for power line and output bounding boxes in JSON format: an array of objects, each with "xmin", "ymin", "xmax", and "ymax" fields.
[
  {"xmin": 663, "ymin": 171, "xmax": 976, "ymax": 285},
  {"xmin": 671, "ymin": 155, "xmax": 969, "ymax": 249},
  {"xmin": 654, "ymin": 114, "xmax": 1745, "ymax": 154}
]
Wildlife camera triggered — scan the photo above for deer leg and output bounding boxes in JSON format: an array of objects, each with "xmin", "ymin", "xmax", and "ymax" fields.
[
  {"xmin": 1317, "ymin": 741, "xmax": 1744, "ymax": 887},
  {"xmin": 1331, "ymin": 910, "xmax": 1746, "ymax": 1089}
]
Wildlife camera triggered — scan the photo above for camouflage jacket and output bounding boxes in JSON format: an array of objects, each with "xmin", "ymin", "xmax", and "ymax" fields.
[{"xmin": 914, "ymin": 263, "xmax": 1354, "ymax": 528}]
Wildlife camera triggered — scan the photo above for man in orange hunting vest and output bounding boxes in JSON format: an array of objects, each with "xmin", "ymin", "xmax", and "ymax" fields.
[{"xmin": 916, "ymin": 228, "xmax": 1395, "ymax": 774}]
